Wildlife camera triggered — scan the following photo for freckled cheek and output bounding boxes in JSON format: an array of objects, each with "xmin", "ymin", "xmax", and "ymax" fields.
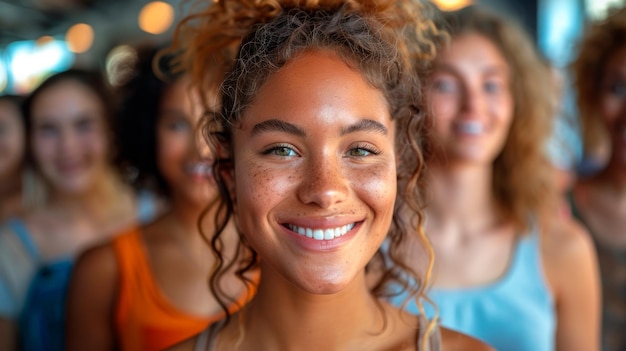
[
  {"xmin": 351, "ymin": 163, "xmax": 396, "ymax": 215},
  {"xmin": 235, "ymin": 161, "xmax": 300, "ymax": 216}
]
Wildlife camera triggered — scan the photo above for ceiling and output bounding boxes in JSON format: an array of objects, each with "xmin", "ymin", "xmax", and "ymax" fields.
[{"xmin": 0, "ymin": 0, "xmax": 155, "ymax": 48}]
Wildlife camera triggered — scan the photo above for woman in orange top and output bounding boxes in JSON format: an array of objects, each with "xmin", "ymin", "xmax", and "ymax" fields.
[{"xmin": 65, "ymin": 47, "xmax": 255, "ymax": 351}]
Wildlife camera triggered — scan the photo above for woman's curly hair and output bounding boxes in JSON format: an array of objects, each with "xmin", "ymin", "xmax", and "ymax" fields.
[
  {"xmin": 439, "ymin": 7, "xmax": 557, "ymax": 233},
  {"xmin": 572, "ymin": 6, "xmax": 626, "ymax": 158},
  {"xmin": 170, "ymin": 0, "xmax": 444, "ymax": 347}
]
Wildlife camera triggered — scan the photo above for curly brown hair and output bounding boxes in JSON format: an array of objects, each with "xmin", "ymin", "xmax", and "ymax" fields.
[
  {"xmin": 440, "ymin": 6, "xmax": 557, "ymax": 233},
  {"xmin": 170, "ymin": 0, "xmax": 444, "ymax": 346},
  {"xmin": 572, "ymin": 6, "xmax": 626, "ymax": 157}
]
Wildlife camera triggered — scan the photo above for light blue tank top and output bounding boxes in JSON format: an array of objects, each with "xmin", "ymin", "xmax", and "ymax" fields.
[{"xmin": 397, "ymin": 230, "xmax": 556, "ymax": 351}]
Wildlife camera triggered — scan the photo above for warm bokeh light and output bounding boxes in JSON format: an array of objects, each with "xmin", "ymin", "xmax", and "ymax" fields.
[
  {"xmin": 431, "ymin": 0, "xmax": 473, "ymax": 11},
  {"xmin": 138, "ymin": 1, "xmax": 175, "ymax": 35},
  {"xmin": 36, "ymin": 35, "xmax": 55, "ymax": 46},
  {"xmin": 105, "ymin": 45, "xmax": 138, "ymax": 87},
  {"xmin": 65, "ymin": 23, "xmax": 94, "ymax": 53}
]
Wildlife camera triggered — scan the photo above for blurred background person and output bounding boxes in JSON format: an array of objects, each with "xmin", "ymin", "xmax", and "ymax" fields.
[
  {"xmin": 397, "ymin": 6, "xmax": 600, "ymax": 351},
  {"xmin": 570, "ymin": 6, "xmax": 626, "ymax": 351},
  {"xmin": 66, "ymin": 46, "xmax": 252, "ymax": 351},
  {"xmin": 0, "ymin": 95, "xmax": 28, "ymax": 222},
  {"xmin": 0, "ymin": 69, "xmax": 157, "ymax": 351}
]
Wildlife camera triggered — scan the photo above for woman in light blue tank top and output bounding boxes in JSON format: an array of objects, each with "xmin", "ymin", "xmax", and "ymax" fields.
[{"xmin": 395, "ymin": 6, "xmax": 601, "ymax": 351}]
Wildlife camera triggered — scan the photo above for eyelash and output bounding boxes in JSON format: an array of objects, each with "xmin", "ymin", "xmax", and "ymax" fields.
[
  {"xmin": 347, "ymin": 143, "xmax": 380, "ymax": 157},
  {"xmin": 261, "ymin": 143, "xmax": 299, "ymax": 157}
]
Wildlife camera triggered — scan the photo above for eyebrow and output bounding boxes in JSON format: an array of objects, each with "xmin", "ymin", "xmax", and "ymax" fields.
[
  {"xmin": 251, "ymin": 118, "xmax": 388, "ymax": 137},
  {"xmin": 340, "ymin": 119, "xmax": 388, "ymax": 136},
  {"xmin": 251, "ymin": 119, "xmax": 306, "ymax": 137}
]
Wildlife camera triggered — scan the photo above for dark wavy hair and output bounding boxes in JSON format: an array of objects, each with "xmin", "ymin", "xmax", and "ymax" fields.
[
  {"xmin": 115, "ymin": 46, "xmax": 182, "ymax": 196},
  {"xmin": 439, "ymin": 6, "xmax": 557, "ymax": 233},
  {"xmin": 572, "ymin": 6, "xmax": 626, "ymax": 158},
  {"xmin": 171, "ymin": 0, "xmax": 443, "ymax": 346}
]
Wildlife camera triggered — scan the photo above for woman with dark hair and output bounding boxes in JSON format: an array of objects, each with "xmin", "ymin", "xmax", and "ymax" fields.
[
  {"xmin": 66, "ymin": 47, "xmax": 253, "ymax": 351},
  {"xmin": 164, "ymin": 0, "xmax": 491, "ymax": 350},
  {"xmin": 570, "ymin": 6, "xmax": 626, "ymax": 351},
  {"xmin": 0, "ymin": 69, "xmax": 148, "ymax": 351},
  {"xmin": 398, "ymin": 6, "xmax": 600, "ymax": 351}
]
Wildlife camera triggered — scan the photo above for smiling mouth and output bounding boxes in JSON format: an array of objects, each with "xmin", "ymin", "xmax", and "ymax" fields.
[
  {"xmin": 285, "ymin": 223, "xmax": 356, "ymax": 241},
  {"xmin": 455, "ymin": 121, "xmax": 485, "ymax": 135}
]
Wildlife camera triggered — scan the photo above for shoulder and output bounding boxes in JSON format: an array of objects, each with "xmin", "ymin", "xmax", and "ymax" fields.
[
  {"xmin": 540, "ymin": 218, "xmax": 595, "ymax": 266},
  {"xmin": 540, "ymin": 218, "xmax": 599, "ymax": 297},
  {"xmin": 72, "ymin": 241, "xmax": 119, "ymax": 286},
  {"xmin": 441, "ymin": 327, "xmax": 495, "ymax": 351}
]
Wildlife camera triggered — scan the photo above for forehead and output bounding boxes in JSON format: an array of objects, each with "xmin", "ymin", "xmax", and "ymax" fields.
[
  {"xmin": 31, "ymin": 80, "xmax": 104, "ymax": 121},
  {"xmin": 440, "ymin": 33, "xmax": 508, "ymax": 72},
  {"xmin": 240, "ymin": 50, "xmax": 390, "ymax": 128}
]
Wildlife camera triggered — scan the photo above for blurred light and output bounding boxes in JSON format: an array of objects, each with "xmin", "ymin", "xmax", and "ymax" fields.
[
  {"xmin": 138, "ymin": 1, "xmax": 175, "ymax": 35},
  {"xmin": 0, "ymin": 55, "xmax": 7, "ymax": 94},
  {"xmin": 431, "ymin": 0, "xmax": 473, "ymax": 11},
  {"xmin": 65, "ymin": 23, "xmax": 94, "ymax": 53},
  {"xmin": 7, "ymin": 39, "xmax": 74, "ymax": 94},
  {"xmin": 36, "ymin": 35, "xmax": 55, "ymax": 46},
  {"xmin": 585, "ymin": 0, "xmax": 624, "ymax": 20},
  {"xmin": 105, "ymin": 45, "xmax": 138, "ymax": 87}
]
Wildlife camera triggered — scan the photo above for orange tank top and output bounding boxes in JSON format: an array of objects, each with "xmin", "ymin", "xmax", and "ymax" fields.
[{"xmin": 113, "ymin": 227, "xmax": 254, "ymax": 351}]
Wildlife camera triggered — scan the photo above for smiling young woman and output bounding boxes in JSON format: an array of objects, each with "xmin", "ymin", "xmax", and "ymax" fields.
[{"xmin": 162, "ymin": 0, "xmax": 493, "ymax": 350}]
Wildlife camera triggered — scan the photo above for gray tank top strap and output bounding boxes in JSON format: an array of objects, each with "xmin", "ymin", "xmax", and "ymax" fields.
[{"xmin": 195, "ymin": 318, "xmax": 228, "ymax": 351}]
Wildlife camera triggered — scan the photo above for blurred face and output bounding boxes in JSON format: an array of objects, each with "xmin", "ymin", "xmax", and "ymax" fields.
[
  {"xmin": 0, "ymin": 100, "xmax": 25, "ymax": 184},
  {"xmin": 428, "ymin": 33, "xmax": 514, "ymax": 165},
  {"xmin": 156, "ymin": 77, "xmax": 216, "ymax": 207},
  {"xmin": 31, "ymin": 80, "xmax": 109, "ymax": 194},
  {"xmin": 599, "ymin": 44, "xmax": 626, "ymax": 164},
  {"xmin": 232, "ymin": 50, "xmax": 396, "ymax": 294}
]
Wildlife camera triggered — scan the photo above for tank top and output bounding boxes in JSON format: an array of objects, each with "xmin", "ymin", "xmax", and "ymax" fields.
[
  {"xmin": 113, "ymin": 228, "xmax": 255, "ymax": 351},
  {"xmin": 7, "ymin": 218, "xmax": 74, "ymax": 351},
  {"xmin": 397, "ymin": 229, "xmax": 555, "ymax": 351}
]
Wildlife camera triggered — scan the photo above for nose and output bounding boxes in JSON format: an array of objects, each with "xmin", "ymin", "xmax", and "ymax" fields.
[
  {"xmin": 297, "ymin": 152, "xmax": 349, "ymax": 209},
  {"xmin": 59, "ymin": 127, "xmax": 78, "ymax": 155},
  {"xmin": 460, "ymin": 83, "xmax": 484, "ymax": 115}
]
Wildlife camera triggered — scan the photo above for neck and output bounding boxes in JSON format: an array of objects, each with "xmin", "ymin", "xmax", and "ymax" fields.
[
  {"xmin": 239, "ymin": 265, "xmax": 386, "ymax": 350},
  {"xmin": 46, "ymin": 173, "xmax": 124, "ymax": 219},
  {"xmin": 426, "ymin": 163, "xmax": 502, "ymax": 235},
  {"xmin": 168, "ymin": 193, "xmax": 221, "ymax": 238}
]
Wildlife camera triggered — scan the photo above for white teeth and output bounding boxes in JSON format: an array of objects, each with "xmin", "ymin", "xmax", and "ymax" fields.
[
  {"xmin": 456, "ymin": 121, "xmax": 484, "ymax": 135},
  {"xmin": 186, "ymin": 163, "xmax": 212, "ymax": 176},
  {"xmin": 287, "ymin": 223, "xmax": 356, "ymax": 241},
  {"xmin": 313, "ymin": 229, "xmax": 324, "ymax": 240}
]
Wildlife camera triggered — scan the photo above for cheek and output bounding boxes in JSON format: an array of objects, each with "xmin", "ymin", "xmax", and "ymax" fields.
[
  {"xmin": 157, "ymin": 132, "xmax": 189, "ymax": 166},
  {"xmin": 352, "ymin": 162, "xmax": 396, "ymax": 216},
  {"xmin": 235, "ymin": 159, "xmax": 298, "ymax": 215},
  {"xmin": 600, "ymin": 95, "xmax": 623, "ymax": 123},
  {"xmin": 32, "ymin": 137, "xmax": 55, "ymax": 167}
]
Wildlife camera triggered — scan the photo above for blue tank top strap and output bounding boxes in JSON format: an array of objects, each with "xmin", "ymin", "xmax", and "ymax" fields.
[{"xmin": 7, "ymin": 218, "xmax": 40, "ymax": 260}]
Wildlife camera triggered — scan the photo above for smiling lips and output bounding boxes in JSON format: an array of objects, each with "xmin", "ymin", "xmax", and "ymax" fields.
[
  {"xmin": 286, "ymin": 223, "xmax": 356, "ymax": 241},
  {"xmin": 455, "ymin": 120, "xmax": 485, "ymax": 135}
]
